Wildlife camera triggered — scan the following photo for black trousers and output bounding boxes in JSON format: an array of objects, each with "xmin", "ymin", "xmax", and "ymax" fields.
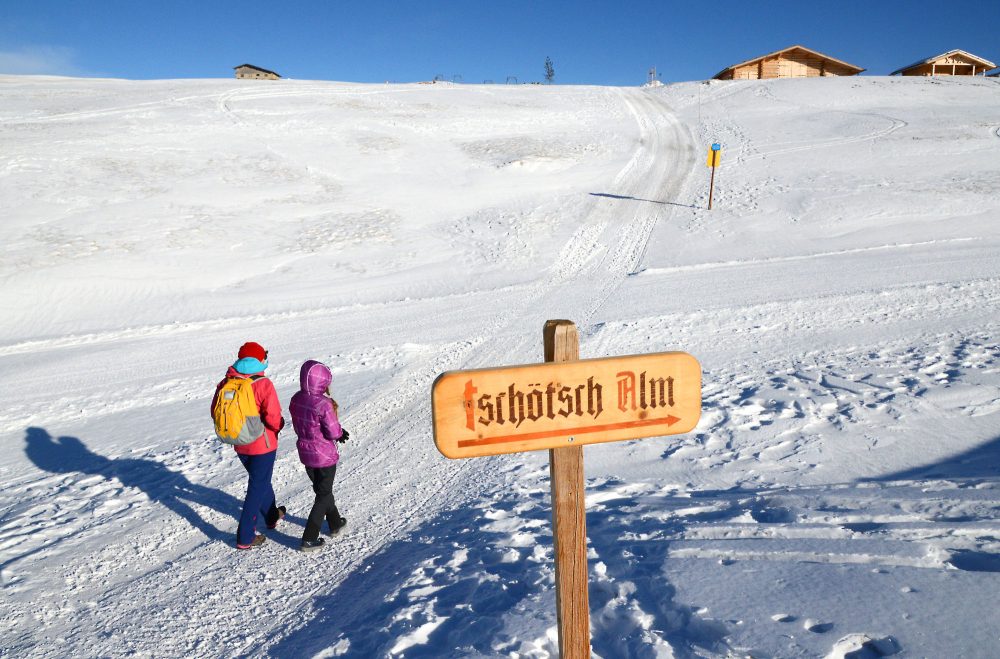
[{"xmin": 303, "ymin": 464, "xmax": 341, "ymax": 541}]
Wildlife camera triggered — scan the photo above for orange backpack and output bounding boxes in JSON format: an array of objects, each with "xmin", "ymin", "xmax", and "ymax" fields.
[{"xmin": 213, "ymin": 377, "xmax": 265, "ymax": 445}]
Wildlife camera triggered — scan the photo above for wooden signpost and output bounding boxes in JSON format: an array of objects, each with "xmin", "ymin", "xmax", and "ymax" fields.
[
  {"xmin": 432, "ymin": 320, "xmax": 702, "ymax": 657},
  {"xmin": 706, "ymin": 142, "xmax": 722, "ymax": 210}
]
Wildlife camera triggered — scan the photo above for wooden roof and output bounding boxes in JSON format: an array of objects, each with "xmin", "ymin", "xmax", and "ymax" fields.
[
  {"xmin": 890, "ymin": 50, "xmax": 996, "ymax": 75},
  {"xmin": 233, "ymin": 63, "xmax": 281, "ymax": 77},
  {"xmin": 713, "ymin": 45, "xmax": 865, "ymax": 79}
]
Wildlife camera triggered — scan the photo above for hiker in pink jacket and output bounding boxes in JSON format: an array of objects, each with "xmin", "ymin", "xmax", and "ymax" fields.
[
  {"xmin": 211, "ymin": 341, "xmax": 287, "ymax": 550},
  {"xmin": 289, "ymin": 359, "xmax": 348, "ymax": 551}
]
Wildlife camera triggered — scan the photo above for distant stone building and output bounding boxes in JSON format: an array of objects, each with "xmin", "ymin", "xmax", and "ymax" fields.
[
  {"xmin": 890, "ymin": 50, "xmax": 995, "ymax": 77},
  {"xmin": 713, "ymin": 45, "xmax": 864, "ymax": 80},
  {"xmin": 233, "ymin": 64, "xmax": 281, "ymax": 80}
]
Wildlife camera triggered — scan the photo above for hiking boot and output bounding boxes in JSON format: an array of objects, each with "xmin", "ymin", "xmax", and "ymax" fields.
[
  {"xmin": 327, "ymin": 517, "xmax": 347, "ymax": 536},
  {"xmin": 266, "ymin": 506, "xmax": 287, "ymax": 530},
  {"xmin": 236, "ymin": 534, "xmax": 267, "ymax": 550},
  {"xmin": 300, "ymin": 537, "xmax": 326, "ymax": 552}
]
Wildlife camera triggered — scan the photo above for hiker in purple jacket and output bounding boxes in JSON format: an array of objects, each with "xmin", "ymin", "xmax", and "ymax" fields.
[{"xmin": 289, "ymin": 360, "xmax": 348, "ymax": 552}]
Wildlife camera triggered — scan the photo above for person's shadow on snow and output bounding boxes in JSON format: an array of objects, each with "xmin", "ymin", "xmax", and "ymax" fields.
[{"xmin": 24, "ymin": 426, "xmax": 242, "ymax": 542}]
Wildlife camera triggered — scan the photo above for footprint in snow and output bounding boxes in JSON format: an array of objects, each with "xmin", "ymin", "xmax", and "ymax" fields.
[
  {"xmin": 805, "ymin": 618, "xmax": 834, "ymax": 633},
  {"xmin": 825, "ymin": 633, "xmax": 901, "ymax": 658},
  {"xmin": 947, "ymin": 550, "xmax": 1000, "ymax": 573}
]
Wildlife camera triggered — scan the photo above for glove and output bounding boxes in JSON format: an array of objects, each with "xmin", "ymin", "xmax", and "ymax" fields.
[{"xmin": 337, "ymin": 429, "xmax": 350, "ymax": 443}]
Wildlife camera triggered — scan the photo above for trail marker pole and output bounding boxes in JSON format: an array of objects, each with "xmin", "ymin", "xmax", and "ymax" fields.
[
  {"xmin": 544, "ymin": 320, "xmax": 590, "ymax": 658},
  {"xmin": 706, "ymin": 142, "xmax": 722, "ymax": 210}
]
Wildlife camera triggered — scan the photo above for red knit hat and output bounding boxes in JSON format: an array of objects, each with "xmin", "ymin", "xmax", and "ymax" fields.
[{"xmin": 238, "ymin": 341, "xmax": 268, "ymax": 362}]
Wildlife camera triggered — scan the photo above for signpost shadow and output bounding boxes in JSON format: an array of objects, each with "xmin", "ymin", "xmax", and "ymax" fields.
[{"xmin": 589, "ymin": 192, "xmax": 696, "ymax": 209}]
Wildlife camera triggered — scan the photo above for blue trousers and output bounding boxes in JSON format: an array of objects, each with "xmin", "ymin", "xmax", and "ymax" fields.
[{"xmin": 237, "ymin": 451, "xmax": 279, "ymax": 545}]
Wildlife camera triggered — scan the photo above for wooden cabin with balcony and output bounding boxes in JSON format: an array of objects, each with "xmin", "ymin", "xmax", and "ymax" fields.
[
  {"xmin": 890, "ymin": 50, "xmax": 996, "ymax": 77},
  {"xmin": 713, "ymin": 45, "xmax": 864, "ymax": 80}
]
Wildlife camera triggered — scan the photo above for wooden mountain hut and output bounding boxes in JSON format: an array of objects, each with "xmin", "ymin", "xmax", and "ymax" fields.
[
  {"xmin": 713, "ymin": 45, "xmax": 864, "ymax": 80},
  {"xmin": 233, "ymin": 64, "xmax": 281, "ymax": 80},
  {"xmin": 890, "ymin": 50, "xmax": 995, "ymax": 77}
]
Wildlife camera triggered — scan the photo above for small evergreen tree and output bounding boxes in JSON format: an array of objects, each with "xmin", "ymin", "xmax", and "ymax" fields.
[{"xmin": 544, "ymin": 57, "xmax": 555, "ymax": 84}]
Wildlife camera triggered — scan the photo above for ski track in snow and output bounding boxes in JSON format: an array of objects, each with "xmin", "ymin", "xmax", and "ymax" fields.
[
  {"xmin": 7, "ymin": 92, "xmax": 229, "ymax": 124},
  {"xmin": 6, "ymin": 82, "xmax": 455, "ymax": 125},
  {"xmin": 636, "ymin": 237, "xmax": 978, "ymax": 277},
  {"xmin": 686, "ymin": 79, "xmax": 912, "ymax": 177},
  {"xmin": 740, "ymin": 114, "xmax": 907, "ymax": 163}
]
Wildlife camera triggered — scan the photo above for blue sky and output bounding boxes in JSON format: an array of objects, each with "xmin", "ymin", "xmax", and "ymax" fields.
[{"xmin": 1, "ymin": 1, "xmax": 996, "ymax": 84}]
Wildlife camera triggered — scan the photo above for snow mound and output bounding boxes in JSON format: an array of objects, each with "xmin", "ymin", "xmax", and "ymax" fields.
[{"xmin": 826, "ymin": 633, "xmax": 901, "ymax": 658}]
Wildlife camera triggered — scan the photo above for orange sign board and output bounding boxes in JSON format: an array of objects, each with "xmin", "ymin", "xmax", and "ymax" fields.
[
  {"xmin": 706, "ymin": 149, "xmax": 722, "ymax": 167},
  {"xmin": 432, "ymin": 352, "xmax": 701, "ymax": 459}
]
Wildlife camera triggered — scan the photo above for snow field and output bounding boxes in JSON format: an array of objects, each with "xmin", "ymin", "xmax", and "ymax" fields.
[{"xmin": 0, "ymin": 74, "xmax": 999, "ymax": 657}]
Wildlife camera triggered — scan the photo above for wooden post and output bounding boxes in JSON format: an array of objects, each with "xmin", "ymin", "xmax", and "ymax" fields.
[
  {"xmin": 544, "ymin": 320, "xmax": 590, "ymax": 659},
  {"xmin": 708, "ymin": 161, "xmax": 717, "ymax": 211}
]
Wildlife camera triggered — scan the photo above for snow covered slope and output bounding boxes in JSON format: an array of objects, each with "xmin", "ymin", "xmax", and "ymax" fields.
[{"xmin": 1, "ymin": 74, "xmax": 998, "ymax": 657}]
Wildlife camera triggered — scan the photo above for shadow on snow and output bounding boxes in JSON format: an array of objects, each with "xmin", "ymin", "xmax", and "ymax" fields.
[
  {"xmin": 589, "ymin": 192, "xmax": 697, "ymax": 209},
  {"xmin": 861, "ymin": 435, "xmax": 1000, "ymax": 483},
  {"xmin": 271, "ymin": 478, "xmax": 729, "ymax": 659},
  {"xmin": 860, "ymin": 435, "xmax": 1000, "ymax": 573},
  {"xmin": 22, "ymin": 426, "xmax": 243, "ymax": 543}
]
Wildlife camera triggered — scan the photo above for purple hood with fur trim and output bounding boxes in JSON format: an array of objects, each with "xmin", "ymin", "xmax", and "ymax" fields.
[{"xmin": 290, "ymin": 360, "xmax": 343, "ymax": 468}]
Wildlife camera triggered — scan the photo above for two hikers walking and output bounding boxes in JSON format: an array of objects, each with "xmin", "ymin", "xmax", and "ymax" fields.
[{"xmin": 211, "ymin": 342, "xmax": 347, "ymax": 551}]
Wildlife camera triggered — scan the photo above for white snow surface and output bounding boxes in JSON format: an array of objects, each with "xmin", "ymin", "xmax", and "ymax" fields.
[{"xmin": 1, "ymin": 74, "xmax": 999, "ymax": 658}]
